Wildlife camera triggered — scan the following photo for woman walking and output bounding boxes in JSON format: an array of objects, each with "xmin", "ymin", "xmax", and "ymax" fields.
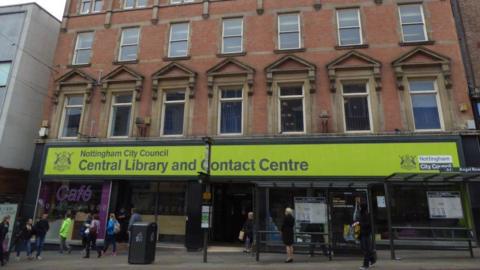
[
  {"xmin": 84, "ymin": 214, "xmax": 101, "ymax": 258},
  {"xmin": 281, "ymin": 208, "xmax": 295, "ymax": 263},
  {"xmin": 102, "ymin": 213, "xmax": 119, "ymax": 256}
]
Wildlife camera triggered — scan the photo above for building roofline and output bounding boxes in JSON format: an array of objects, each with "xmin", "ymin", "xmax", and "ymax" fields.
[{"xmin": 0, "ymin": 2, "xmax": 61, "ymax": 23}]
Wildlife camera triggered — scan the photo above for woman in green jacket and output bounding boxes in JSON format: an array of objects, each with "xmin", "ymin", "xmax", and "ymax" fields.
[{"xmin": 59, "ymin": 214, "xmax": 72, "ymax": 254}]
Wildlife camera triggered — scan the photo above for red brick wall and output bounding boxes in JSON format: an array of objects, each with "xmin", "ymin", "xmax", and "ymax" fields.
[
  {"xmin": 43, "ymin": 0, "xmax": 472, "ymax": 137},
  {"xmin": 457, "ymin": 0, "xmax": 480, "ymax": 89}
]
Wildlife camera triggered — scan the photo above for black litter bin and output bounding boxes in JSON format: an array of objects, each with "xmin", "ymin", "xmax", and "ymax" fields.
[{"xmin": 128, "ymin": 222, "xmax": 157, "ymax": 264}]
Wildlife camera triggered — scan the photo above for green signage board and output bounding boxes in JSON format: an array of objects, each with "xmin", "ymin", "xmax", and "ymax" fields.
[{"xmin": 43, "ymin": 142, "xmax": 460, "ymax": 177}]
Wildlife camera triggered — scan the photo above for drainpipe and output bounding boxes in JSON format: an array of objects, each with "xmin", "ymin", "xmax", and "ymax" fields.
[{"xmin": 451, "ymin": 0, "xmax": 479, "ymax": 127}]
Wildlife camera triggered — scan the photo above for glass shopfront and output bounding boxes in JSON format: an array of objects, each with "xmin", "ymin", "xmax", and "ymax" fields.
[{"xmin": 36, "ymin": 181, "xmax": 111, "ymax": 242}]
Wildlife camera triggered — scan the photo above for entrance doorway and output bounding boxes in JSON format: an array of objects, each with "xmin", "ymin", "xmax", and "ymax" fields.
[{"xmin": 211, "ymin": 183, "xmax": 253, "ymax": 243}]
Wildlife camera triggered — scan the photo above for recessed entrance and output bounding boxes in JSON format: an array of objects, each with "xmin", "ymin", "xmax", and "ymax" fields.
[{"xmin": 211, "ymin": 183, "xmax": 253, "ymax": 243}]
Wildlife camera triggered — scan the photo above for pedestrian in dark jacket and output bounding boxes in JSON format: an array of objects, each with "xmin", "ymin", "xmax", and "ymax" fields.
[
  {"xmin": 242, "ymin": 212, "xmax": 254, "ymax": 253},
  {"xmin": 15, "ymin": 218, "xmax": 34, "ymax": 261},
  {"xmin": 0, "ymin": 215, "xmax": 10, "ymax": 266},
  {"xmin": 84, "ymin": 214, "xmax": 101, "ymax": 258},
  {"xmin": 354, "ymin": 204, "xmax": 376, "ymax": 270},
  {"xmin": 128, "ymin": 208, "xmax": 142, "ymax": 233},
  {"xmin": 34, "ymin": 214, "xmax": 49, "ymax": 260},
  {"xmin": 281, "ymin": 207, "xmax": 295, "ymax": 263}
]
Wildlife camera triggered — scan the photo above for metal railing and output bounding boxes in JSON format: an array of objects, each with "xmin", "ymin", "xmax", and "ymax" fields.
[
  {"xmin": 390, "ymin": 226, "xmax": 475, "ymax": 259},
  {"xmin": 255, "ymin": 230, "xmax": 332, "ymax": 261}
]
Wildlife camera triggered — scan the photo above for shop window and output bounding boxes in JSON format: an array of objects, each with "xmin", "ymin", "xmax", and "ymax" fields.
[
  {"xmin": 279, "ymin": 85, "xmax": 305, "ymax": 133},
  {"xmin": 0, "ymin": 62, "xmax": 11, "ymax": 112},
  {"xmin": 108, "ymin": 93, "xmax": 133, "ymax": 137},
  {"xmin": 168, "ymin": 23, "xmax": 189, "ymax": 58},
  {"xmin": 80, "ymin": 0, "xmax": 102, "ymax": 14},
  {"xmin": 36, "ymin": 182, "xmax": 111, "ymax": 242},
  {"xmin": 278, "ymin": 14, "xmax": 301, "ymax": 50},
  {"xmin": 119, "ymin": 28, "xmax": 140, "ymax": 62},
  {"xmin": 342, "ymin": 82, "xmax": 371, "ymax": 132},
  {"xmin": 170, "ymin": 0, "xmax": 194, "ymax": 4},
  {"xmin": 222, "ymin": 18, "xmax": 243, "ymax": 54},
  {"xmin": 398, "ymin": 4, "xmax": 427, "ymax": 42},
  {"xmin": 73, "ymin": 32, "xmax": 94, "ymax": 65},
  {"xmin": 219, "ymin": 88, "xmax": 243, "ymax": 135},
  {"xmin": 124, "ymin": 0, "xmax": 147, "ymax": 9},
  {"xmin": 161, "ymin": 90, "xmax": 186, "ymax": 136},
  {"xmin": 337, "ymin": 9, "xmax": 362, "ymax": 46},
  {"xmin": 59, "ymin": 95, "xmax": 84, "ymax": 138},
  {"xmin": 408, "ymin": 79, "xmax": 443, "ymax": 131}
]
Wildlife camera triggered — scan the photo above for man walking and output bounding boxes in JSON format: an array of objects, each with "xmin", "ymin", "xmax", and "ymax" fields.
[
  {"xmin": 34, "ymin": 214, "xmax": 49, "ymax": 260},
  {"xmin": 0, "ymin": 216, "xmax": 10, "ymax": 266},
  {"xmin": 59, "ymin": 213, "xmax": 72, "ymax": 254},
  {"xmin": 128, "ymin": 208, "xmax": 142, "ymax": 233},
  {"xmin": 355, "ymin": 204, "xmax": 376, "ymax": 270}
]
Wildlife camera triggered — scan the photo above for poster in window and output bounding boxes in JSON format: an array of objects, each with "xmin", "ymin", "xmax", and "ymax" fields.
[
  {"xmin": 0, "ymin": 203, "xmax": 18, "ymax": 249},
  {"xmin": 427, "ymin": 191, "xmax": 464, "ymax": 219}
]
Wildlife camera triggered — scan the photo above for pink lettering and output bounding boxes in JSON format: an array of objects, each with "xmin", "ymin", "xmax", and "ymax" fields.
[{"xmin": 56, "ymin": 185, "xmax": 93, "ymax": 202}]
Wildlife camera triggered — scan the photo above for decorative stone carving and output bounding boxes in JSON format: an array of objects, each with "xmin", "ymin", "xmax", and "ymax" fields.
[
  {"xmin": 54, "ymin": 69, "xmax": 97, "ymax": 104},
  {"xmin": 265, "ymin": 55, "xmax": 317, "ymax": 95},
  {"xmin": 100, "ymin": 65, "xmax": 144, "ymax": 102},
  {"xmin": 326, "ymin": 50, "xmax": 382, "ymax": 92},
  {"xmin": 206, "ymin": 58, "xmax": 255, "ymax": 97},
  {"xmin": 392, "ymin": 47, "xmax": 452, "ymax": 90},
  {"xmin": 151, "ymin": 62, "xmax": 197, "ymax": 99}
]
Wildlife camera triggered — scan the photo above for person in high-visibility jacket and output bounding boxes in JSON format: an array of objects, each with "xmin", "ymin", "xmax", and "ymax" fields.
[{"xmin": 59, "ymin": 213, "xmax": 72, "ymax": 254}]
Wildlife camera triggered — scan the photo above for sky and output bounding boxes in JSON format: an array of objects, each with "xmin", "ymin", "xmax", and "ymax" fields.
[{"xmin": 1, "ymin": 0, "xmax": 67, "ymax": 19}]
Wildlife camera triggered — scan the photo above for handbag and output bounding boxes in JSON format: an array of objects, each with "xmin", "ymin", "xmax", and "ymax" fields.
[{"xmin": 238, "ymin": 230, "xmax": 245, "ymax": 241}]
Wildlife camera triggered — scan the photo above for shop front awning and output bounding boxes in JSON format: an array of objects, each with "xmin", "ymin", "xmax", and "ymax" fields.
[{"xmin": 385, "ymin": 172, "xmax": 480, "ymax": 183}]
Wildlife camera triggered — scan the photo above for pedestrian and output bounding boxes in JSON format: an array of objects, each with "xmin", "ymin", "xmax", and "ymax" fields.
[
  {"xmin": 33, "ymin": 213, "xmax": 49, "ymax": 260},
  {"xmin": 0, "ymin": 215, "xmax": 10, "ymax": 267},
  {"xmin": 15, "ymin": 218, "xmax": 34, "ymax": 261},
  {"xmin": 281, "ymin": 207, "xmax": 295, "ymax": 263},
  {"xmin": 354, "ymin": 204, "xmax": 376, "ymax": 270},
  {"xmin": 80, "ymin": 213, "xmax": 92, "ymax": 256},
  {"xmin": 102, "ymin": 213, "xmax": 120, "ymax": 256},
  {"xmin": 116, "ymin": 208, "xmax": 128, "ymax": 242},
  {"xmin": 59, "ymin": 213, "xmax": 72, "ymax": 254},
  {"xmin": 128, "ymin": 208, "xmax": 142, "ymax": 233},
  {"xmin": 84, "ymin": 214, "xmax": 101, "ymax": 258},
  {"xmin": 242, "ymin": 212, "xmax": 254, "ymax": 253}
]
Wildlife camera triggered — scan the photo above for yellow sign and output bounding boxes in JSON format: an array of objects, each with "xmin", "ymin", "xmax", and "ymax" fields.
[{"xmin": 43, "ymin": 142, "xmax": 460, "ymax": 177}]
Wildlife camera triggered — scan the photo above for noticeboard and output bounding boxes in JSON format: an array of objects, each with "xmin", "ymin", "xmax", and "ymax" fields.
[{"xmin": 427, "ymin": 191, "xmax": 464, "ymax": 219}]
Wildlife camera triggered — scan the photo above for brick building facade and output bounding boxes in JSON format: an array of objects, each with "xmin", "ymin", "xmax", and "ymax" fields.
[{"xmin": 25, "ymin": 0, "xmax": 480, "ymax": 249}]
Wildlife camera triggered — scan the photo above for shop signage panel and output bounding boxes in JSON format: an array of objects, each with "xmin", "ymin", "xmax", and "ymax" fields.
[{"xmin": 43, "ymin": 142, "xmax": 460, "ymax": 177}]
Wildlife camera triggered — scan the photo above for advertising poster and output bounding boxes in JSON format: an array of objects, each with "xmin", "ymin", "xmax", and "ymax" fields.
[
  {"xmin": 0, "ymin": 203, "xmax": 18, "ymax": 248},
  {"xmin": 427, "ymin": 192, "xmax": 464, "ymax": 219}
]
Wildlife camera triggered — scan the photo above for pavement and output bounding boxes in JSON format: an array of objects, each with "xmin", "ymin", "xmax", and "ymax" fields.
[{"xmin": 4, "ymin": 245, "xmax": 480, "ymax": 270}]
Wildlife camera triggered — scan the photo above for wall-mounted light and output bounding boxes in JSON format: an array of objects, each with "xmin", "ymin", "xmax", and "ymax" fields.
[{"xmin": 38, "ymin": 120, "xmax": 49, "ymax": 138}]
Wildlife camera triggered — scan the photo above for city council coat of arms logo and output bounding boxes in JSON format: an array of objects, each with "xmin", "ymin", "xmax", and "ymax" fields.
[
  {"xmin": 53, "ymin": 152, "xmax": 73, "ymax": 171},
  {"xmin": 400, "ymin": 155, "xmax": 417, "ymax": 170}
]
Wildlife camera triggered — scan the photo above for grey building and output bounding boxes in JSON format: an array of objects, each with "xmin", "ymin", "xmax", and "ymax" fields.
[{"xmin": 0, "ymin": 3, "xmax": 60, "ymax": 200}]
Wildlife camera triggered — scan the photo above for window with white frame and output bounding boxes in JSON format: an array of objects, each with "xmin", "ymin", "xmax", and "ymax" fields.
[
  {"xmin": 219, "ymin": 88, "xmax": 243, "ymax": 134},
  {"xmin": 80, "ymin": 0, "xmax": 102, "ymax": 14},
  {"xmin": 222, "ymin": 18, "xmax": 243, "ymax": 54},
  {"xmin": 119, "ymin": 28, "xmax": 140, "ymax": 62},
  {"xmin": 73, "ymin": 32, "xmax": 94, "ymax": 65},
  {"xmin": 342, "ymin": 82, "xmax": 371, "ymax": 132},
  {"xmin": 60, "ymin": 95, "xmax": 84, "ymax": 138},
  {"xmin": 279, "ymin": 85, "xmax": 304, "ymax": 133},
  {"xmin": 278, "ymin": 14, "xmax": 301, "ymax": 50},
  {"xmin": 0, "ymin": 62, "xmax": 12, "ymax": 113},
  {"xmin": 168, "ymin": 23, "xmax": 189, "ymax": 58},
  {"xmin": 124, "ymin": 0, "xmax": 147, "ymax": 9},
  {"xmin": 162, "ymin": 90, "xmax": 185, "ymax": 136},
  {"xmin": 399, "ymin": 4, "xmax": 427, "ymax": 42},
  {"xmin": 408, "ymin": 79, "xmax": 443, "ymax": 130},
  {"xmin": 109, "ymin": 93, "xmax": 133, "ymax": 137},
  {"xmin": 337, "ymin": 8, "xmax": 362, "ymax": 46},
  {"xmin": 170, "ymin": 0, "xmax": 194, "ymax": 4}
]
